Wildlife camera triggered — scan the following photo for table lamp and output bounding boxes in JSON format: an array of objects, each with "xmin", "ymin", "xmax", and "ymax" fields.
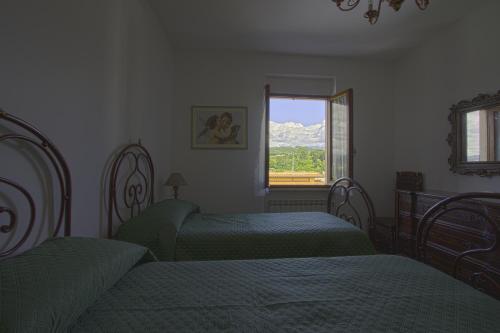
[{"xmin": 164, "ymin": 172, "xmax": 187, "ymax": 199}]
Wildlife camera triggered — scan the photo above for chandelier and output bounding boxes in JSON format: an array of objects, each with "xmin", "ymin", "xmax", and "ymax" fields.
[{"xmin": 333, "ymin": 0, "xmax": 430, "ymax": 25}]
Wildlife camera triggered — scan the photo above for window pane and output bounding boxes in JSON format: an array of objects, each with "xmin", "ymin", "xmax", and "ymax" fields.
[
  {"xmin": 463, "ymin": 110, "xmax": 481, "ymax": 162},
  {"xmin": 330, "ymin": 94, "xmax": 349, "ymax": 180},
  {"xmin": 269, "ymin": 98, "xmax": 326, "ymax": 185}
]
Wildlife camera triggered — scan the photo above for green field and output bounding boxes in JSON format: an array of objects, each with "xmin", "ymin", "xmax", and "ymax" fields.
[{"xmin": 269, "ymin": 147, "xmax": 325, "ymax": 173}]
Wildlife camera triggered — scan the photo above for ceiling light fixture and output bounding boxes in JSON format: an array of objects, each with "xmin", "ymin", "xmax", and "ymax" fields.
[{"xmin": 333, "ymin": 0, "xmax": 430, "ymax": 25}]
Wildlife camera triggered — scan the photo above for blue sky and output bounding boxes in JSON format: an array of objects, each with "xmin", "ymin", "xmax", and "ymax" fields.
[{"xmin": 270, "ymin": 98, "xmax": 325, "ymax": 126}]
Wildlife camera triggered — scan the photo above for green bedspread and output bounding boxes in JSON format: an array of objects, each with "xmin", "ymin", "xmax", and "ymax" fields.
[
  {"xmin": 175, "ymin": 212, "xmax": 375, "ymax": 260},
  {"xmin": 115, "ymin": 200, "xmax": 375, "ymax": 261},
  {"xmin": 71, "ymin": 255, "xmax": 500, "ymax": 332}
]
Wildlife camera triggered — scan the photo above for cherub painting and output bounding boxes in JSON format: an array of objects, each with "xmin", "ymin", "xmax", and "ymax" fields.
[{"xmin": 192, "ymin": 106, "xmax": 247, "ymax": 149}]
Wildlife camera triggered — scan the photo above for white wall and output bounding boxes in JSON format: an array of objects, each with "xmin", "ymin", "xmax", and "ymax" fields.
[
  {"xmin": 173, "ymin": 50, "xmax": 394, "ymax": 216},
  {"xmin": 117, "ymin": 0, "xmax": 175, "ymax": 193},
  {"xmin": 0, "ymin": 0, "xmax": 174, "ymax": 242},
  {"xmin": 393, "ymin": 1, "xmax": 500, "ymax": 193},
  {"xmin": 5, "ymin": 0, "xmax": 493, "ymax": 245}
]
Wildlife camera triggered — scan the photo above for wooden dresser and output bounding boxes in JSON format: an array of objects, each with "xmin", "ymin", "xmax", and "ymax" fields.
[{"xmin": 396, "ymin": 190, "xmax": 500, "ymax": 298}]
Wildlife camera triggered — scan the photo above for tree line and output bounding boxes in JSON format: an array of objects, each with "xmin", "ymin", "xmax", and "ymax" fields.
[{"xmin": 269, "ymin": 147, "xmax": 325, "ymax": 173}]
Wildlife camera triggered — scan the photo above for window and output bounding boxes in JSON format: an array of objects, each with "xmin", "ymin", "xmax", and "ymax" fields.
[{"xmin": 265, "ymin": 86, "xmax": 353, "ymax": 187}]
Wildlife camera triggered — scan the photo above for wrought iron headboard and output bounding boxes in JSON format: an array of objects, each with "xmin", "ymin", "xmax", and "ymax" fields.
[
  {"xmin": 107, "ymin": 142, "xmax": 155, "ymax": 238},
  {"xmin": 0, "ymin": 110, "xmax": 72, "ymax": 257},
  {"xmin": 327, "ymin": 177, "xmax": 376, "ymax": 238},
  {"xmin": 416, "ymin": 192, "xmax": 500, "ymax": 293}
]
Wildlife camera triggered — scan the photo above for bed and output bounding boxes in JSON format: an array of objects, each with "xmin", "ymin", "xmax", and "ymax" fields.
[
  {"xmin": 107, "ymin": 143, "xmax": 376, "ymax": 261},
  {"xmin": 2, "ymin": 111, "xmax": 500, "ymax": 333}
]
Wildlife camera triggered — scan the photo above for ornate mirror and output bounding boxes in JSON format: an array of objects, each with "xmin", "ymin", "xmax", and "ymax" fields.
[{"xmin": 448, "ymin": 91, "xmax": 500, "ymax": 176}]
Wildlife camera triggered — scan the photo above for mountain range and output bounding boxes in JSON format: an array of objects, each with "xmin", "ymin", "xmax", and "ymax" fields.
[{"xmin": 270, "ymin": 121, "xmax": 325, "ymax": 148}]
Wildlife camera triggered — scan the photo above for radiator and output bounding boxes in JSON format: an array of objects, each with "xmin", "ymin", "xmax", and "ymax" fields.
[{"xmin": 266, "ymin": 199, "xmax": 327, "ymax": 213}]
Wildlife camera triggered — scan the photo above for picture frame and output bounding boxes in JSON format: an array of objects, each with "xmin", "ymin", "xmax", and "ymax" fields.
[{"xmin": 191, "ymin": 106, "xmax": 248, "ymax": 149}]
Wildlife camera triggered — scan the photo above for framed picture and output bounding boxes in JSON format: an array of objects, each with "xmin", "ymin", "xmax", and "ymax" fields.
[{"xmin": 191, "ymin": 106, "xmax": 248, "ymax": 149}]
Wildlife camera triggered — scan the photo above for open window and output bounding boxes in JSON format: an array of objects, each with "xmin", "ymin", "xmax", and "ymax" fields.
[{"xmin": 265, "ymin": 86, "xmax": 353, "ymax": 188}]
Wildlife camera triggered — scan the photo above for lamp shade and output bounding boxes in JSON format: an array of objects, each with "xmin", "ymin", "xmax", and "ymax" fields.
[{"xmin": 165, "ymin": 172, "xmax": 187, "ymax": 187}]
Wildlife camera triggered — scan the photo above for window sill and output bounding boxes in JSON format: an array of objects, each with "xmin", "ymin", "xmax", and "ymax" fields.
[{"xmin": 268, "ymin": 185, "xmax": 331, "ymax": 192}]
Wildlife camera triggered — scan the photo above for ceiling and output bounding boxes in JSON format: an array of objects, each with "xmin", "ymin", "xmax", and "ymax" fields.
[{"xmin": 149, "ymin": 0, "xmax": 484, "ymax": 59}]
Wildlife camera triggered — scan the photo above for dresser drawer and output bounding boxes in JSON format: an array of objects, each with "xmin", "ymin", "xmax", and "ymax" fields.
[
  {"xmin": 456, "ymin": 255, "xmax": 500, "ymax": 299},
  {"xmin": 400, "ymin": 219, "xmax": 493, "ymax": 259},
  {"xmin": 424, "ymin": 243, "xmax": 455, "ymax": 274},
  {"xmin": 427, "ymin": 222, "xmax": 493, "ymax": 254}
]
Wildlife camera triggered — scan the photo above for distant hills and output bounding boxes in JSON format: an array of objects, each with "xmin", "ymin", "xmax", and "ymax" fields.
[{"xmin": 270, "ymin": 121, "xmax": 325, "ymax": 148}]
